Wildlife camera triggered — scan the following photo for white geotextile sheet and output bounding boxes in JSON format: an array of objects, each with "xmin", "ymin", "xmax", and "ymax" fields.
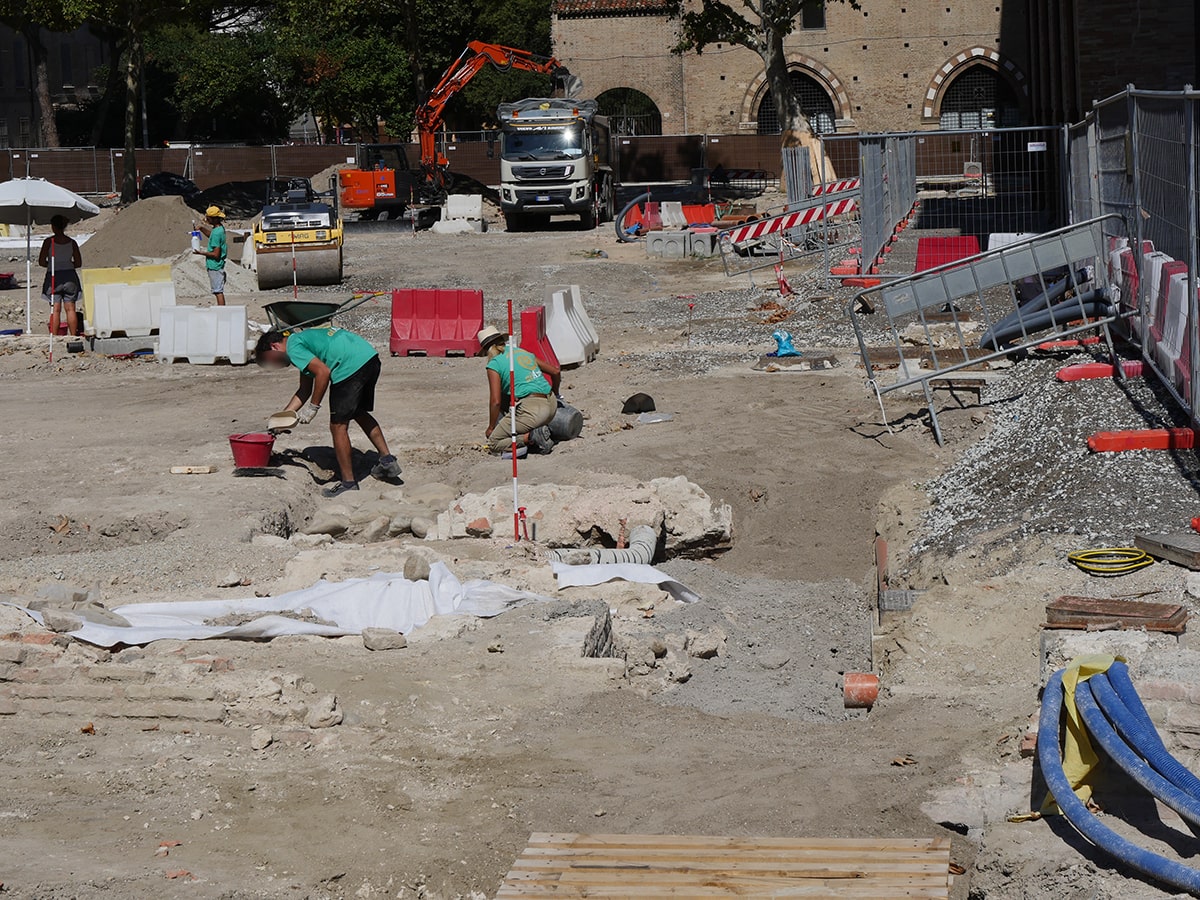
[
  {"xmin": 15, "ymin": 563, "xmax": 544, "ymax": 648},
  {"xmin": 551, "ymin": 562, "xmax": 700, "ymax": 604}
]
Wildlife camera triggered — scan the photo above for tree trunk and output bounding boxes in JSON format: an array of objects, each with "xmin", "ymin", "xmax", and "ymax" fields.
[
  {"xmin": 121, "ymin": 36, "xmax": 140, "ymax": 203},
  {"xmin": 761, "ymin": 20, "xmax": 836, "ymax": 182},
  {"xmin": 405, "ymin": 1, "xmax": 425, "ymax": 101},
  {"xmin": 762, "ymin": 27, "xmax": 807, "ymax": 148},
  {"xmin": 89, "ymin": 33, "xmax": 124, "ymax": 147},
  {"xmin": 27, "ymin": 28, "xmax": 59, "ymax": 147}
]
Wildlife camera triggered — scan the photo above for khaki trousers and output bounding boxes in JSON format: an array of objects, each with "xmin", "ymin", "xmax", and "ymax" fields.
[{"xmin": 489, "ymin": 393, "xmax": 557, "ymax": 452}]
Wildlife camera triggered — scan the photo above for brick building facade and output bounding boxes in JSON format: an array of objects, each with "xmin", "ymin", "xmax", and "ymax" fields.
[
  {"xmin": 552, "ymin": 0, "xmax": 1033, "ymax": 135},
  {"xmin": 1027, "ymin": 0, "xmax": 1197, "ymax": 124}
]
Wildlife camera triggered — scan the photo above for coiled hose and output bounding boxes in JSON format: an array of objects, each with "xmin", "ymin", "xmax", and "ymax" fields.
[
  {"xmin": 1099, "ymin": 664, "xmax": 1200, "ymax": 802},
  {"xmin": 1039, "ymin": 669, "xmax": 1200, "ymax": 894},
  {"xmin": 614, "ymin": 192, "xmax": 651, "ymax": 243},
  {"xmin": 1074, "ymin": 679, "xmax": 1200, "ymax": 827}
]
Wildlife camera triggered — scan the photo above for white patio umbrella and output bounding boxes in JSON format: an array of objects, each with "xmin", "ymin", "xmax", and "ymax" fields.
[{"xmin": 0, "ymin": 177, "xmax": 100, "ymax": 337}]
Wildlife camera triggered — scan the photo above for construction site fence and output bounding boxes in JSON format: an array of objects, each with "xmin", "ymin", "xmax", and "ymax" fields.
[
  {"xmin": 0, "ymin": 127, "xmax": 1076, "ymax": 205},
  {"xmin": 1067, "ymin": 86, "xmax": 1200, "ymax": 426},
  {"xmin": 817, "ymin": 126, "xmax": 1067, "ymax": 278}
]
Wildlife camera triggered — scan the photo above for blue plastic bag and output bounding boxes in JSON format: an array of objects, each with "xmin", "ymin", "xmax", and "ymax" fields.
[{"xmin": 769, "ymin": 329, "xmax": 803, "ymax": 357}]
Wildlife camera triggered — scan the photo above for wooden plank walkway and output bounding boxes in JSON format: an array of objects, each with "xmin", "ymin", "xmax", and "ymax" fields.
[{"xmin": 495, "ymin": 833, "xmax": 953, "ymax": 898}]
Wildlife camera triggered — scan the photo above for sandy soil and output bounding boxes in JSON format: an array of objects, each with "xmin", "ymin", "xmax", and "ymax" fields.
[{"xmin": 0, "ymin": 206, "xmax": 1196, "ymax": 899}]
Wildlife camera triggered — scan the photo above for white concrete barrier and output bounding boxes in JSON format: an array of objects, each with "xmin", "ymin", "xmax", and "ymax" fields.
[{"xmin": 545, "ymin": 284, "xmax": 598, "ymax": 366}]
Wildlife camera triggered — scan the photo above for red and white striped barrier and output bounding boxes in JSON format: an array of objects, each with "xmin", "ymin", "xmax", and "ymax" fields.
[
  {"xmin": 722, "ymin": 198, "xmax": 859, "ymax": 246},
  {"xmin": 813, "ymin": 178, "xmax": 861, "ymax": 196}
]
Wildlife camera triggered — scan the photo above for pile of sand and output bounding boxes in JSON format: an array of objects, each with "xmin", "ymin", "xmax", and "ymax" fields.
[{"xmin": 82, "ymin": 196, "xmax": 203, "ymax": 268}]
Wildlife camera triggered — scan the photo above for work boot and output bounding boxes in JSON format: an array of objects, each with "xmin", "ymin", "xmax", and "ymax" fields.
[
  {"xmin": 322, "ymin": 480, "xmax": 360, "ymax": 498},
  {"xmin": 371, "ymin": 454, "xmax": 402, "ymax": 480},
  {"xmin": 527, "ymin": 426, "xmax": 555, "ymax": 455}
]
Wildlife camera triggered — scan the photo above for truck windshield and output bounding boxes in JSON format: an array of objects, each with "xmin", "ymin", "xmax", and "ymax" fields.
[{"xmin": 501, "ymin": 127, "xmax": 585, "ymax": 161}]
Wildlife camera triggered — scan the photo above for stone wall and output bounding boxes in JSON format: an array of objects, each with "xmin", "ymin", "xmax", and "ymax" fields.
[{"xmin": 553, "ymin": 0, "xmax": 1032, "ymax": 135}]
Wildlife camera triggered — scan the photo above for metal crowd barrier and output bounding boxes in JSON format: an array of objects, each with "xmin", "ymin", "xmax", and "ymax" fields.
[{"xmin": 849, "ymin": 213, "xmax": 1130, "ymax": 444}]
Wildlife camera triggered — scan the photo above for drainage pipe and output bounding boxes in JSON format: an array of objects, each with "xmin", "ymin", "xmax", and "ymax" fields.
[
  {"xmin": 980, "ymin": 292, "xmax": 1111, "ymax": 350},
  {"xmin": 615, "ymin": 192, "xmax": 650, "ymax": 243},
  {"xmin": 546, "ymin": 524, "xmax": 657, "ymax": 565}
]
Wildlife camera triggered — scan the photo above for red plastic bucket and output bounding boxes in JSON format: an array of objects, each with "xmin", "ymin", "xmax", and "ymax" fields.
[{"xmin": 229, "ymin": 433, "xmax": 275, "ymax": 468}]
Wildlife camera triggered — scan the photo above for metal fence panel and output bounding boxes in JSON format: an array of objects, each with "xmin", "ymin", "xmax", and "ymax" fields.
[
  {"xmin": 782, "ymin": 146, "xmax": 812, "ymax": 205},
  {"xmin": 850, "ymin": 215, "xmax": 1129, "ymax": 444}
]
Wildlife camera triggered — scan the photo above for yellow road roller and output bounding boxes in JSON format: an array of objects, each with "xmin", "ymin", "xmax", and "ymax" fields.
[{"xmin": 253, "ymin": 178, "xmax": 344, "ymax": 290}]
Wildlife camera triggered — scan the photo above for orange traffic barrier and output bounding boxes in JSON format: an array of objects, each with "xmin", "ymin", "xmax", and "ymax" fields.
[
  {"xmin": 1088, "ymin": 428, "xmax": 1196, "ymax": 453},
  {"xmin": 1037, "ymin": 336, "xmax": 1103, "ymax": 352},
  {"xmin": 1056, "ymin": 360, "xmax": 1144, "ymax": 382}
]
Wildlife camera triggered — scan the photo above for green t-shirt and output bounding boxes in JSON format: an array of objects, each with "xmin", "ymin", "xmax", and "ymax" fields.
[
  {"xmin": 286, "ymin": 327, "xmax": 377, "ymax": 383},
  {"xmin": 206, "ymin": 225, "xmax": 227, "ymax": 271},
  {"xmin": 487, "ymin": 347, "xmax": 552, "ymax": 399}
]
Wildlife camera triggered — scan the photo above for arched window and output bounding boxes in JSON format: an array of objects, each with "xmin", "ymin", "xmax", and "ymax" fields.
[
  {"xmin": 756, "ymin": 71, "xmax": 836, "ymax": 135},
  {"xmin": 596, "ymin": 88, "xmax": 662, "ymax": 136},
  {"xmin": 939, "ymin": 66, "xmax": 1023, "ymax": 129}
]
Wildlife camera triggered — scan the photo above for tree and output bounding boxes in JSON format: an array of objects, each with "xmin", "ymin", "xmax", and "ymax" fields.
[
  {"xmin": 670, "ymin": 0, "xmax": 857, "ymax": 173},
  {"xmin": 0, "ymin": 0, "xmax": 87, "ymax": 147}
]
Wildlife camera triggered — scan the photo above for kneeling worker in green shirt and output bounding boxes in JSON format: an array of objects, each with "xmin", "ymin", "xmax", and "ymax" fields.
[{"xmin": 255, "ymin": 327, "xmax": 402, "ymax": 498}]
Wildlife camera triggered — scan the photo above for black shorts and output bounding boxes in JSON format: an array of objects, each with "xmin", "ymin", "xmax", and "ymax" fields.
[{"xmin": 329, "ymin": 355, "xmax": 380, "ymax": 423}]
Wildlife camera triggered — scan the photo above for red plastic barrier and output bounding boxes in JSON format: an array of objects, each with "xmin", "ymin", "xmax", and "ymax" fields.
[
  {"xmin": 1175, "ymin": 281, "xmax": 1199, "ymax": 400},
  {"xmin": 1055, "ymin": 360, "xmax": 1144, "ymax": 382},
  {"xmin": 681, "ymin": 203, "xmax": 716, "ymax": 226},
  {"xmin": 1152, "ymin": 260, "xmax": 1189, "ymax": 341},
  {"xmin": 643, "ymin": 202, "xmax": 662, "ymax": 231},
  {"xmin": 914, "ymin": 236, "xmax": 981, "ymax": 273},
  {"xmin": 1037, "ymin": 336, "xmax": 1102, "ymax": 352},
  {"xmin": 1088, "ymin": 428, "xmax": 1196, "ymax": 453},
  {"xmin": 519, "ymin": 305, "xmax": 559, "ymax": 369},
  {"xmin": 389, "ymin": 288, "xmax": 484, "ymax": 357}
]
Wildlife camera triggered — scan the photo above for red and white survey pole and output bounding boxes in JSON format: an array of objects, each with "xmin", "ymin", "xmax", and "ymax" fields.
[{"xmin": 507, "ymin": 299, "xmax": 520, "ymax": 541}]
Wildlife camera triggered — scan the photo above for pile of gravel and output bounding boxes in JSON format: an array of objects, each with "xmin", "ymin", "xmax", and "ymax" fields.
[{"xmin": 913, "ymin": 351, "xmax": 1200, "ymax": 560}]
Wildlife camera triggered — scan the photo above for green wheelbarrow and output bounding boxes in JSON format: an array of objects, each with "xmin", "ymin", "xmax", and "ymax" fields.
[{"xmin": 263, "ymin": 291, "xmax": 390, "ymax": 331}]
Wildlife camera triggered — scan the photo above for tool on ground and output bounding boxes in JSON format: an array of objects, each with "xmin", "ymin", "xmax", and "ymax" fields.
[
  {"xmin": 253, "ymin": 178, "xmax": 343, "ymax": 290},
  {"xmin": 518, "ymin": 507, "xmax": 529, "ymax": 541},
  {"xmin": 1067, "ymin": 547, "xmax": 1154, "ymax": 576},
  {"xmin": 508, "ymin": 299, "xmax": 520, "ymax": 542}
]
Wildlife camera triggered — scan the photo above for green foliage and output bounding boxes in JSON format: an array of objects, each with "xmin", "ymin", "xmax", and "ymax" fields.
[{"xmin": 7, "ymin": 0, "xmax": 561, "ymax": 146}]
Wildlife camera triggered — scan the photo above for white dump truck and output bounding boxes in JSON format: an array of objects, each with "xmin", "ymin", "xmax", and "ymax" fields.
[{"xmin": 496, "ymin": 98, "xmax": 615, "ymax": 231}]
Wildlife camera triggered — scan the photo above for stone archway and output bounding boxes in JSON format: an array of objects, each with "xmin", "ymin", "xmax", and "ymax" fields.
[
  {"xmin": 740, "ymin": 57, "xmax": 850, "ymax": 130},
  {"xmin": 596, "ymin": 88, "xmax": 663, "ymax": 136},
  {"xmin": 924, "ymin": 47, "xmax": 1028, "ymax": 121}
]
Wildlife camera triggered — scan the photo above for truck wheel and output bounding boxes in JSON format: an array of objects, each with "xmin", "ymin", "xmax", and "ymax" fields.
[
  {"xmin": 581, "ymin": 192, "xmax": 601, "ymax": 230},
  {"xmin": 505, "ymin": 213, "xmax": 526, "ymax": 233},
  {"xmin": 603, "ymin": 180, "xmax": 616, "ymax": 223}
]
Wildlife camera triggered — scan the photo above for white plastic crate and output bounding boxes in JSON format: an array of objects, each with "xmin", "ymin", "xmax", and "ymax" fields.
[
  {"xmin": 157, "ymin": 305, "xmax": 250, "ymax": 365},
  {"xmin": 92, "ymin": 281, "xmax": 176, "ymax": 338}
]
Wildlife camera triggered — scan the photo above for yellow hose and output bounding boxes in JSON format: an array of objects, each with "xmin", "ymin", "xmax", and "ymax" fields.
[{"xmin": 1068, "ymin": 547, "xmax": 1154, "ymax": 576}]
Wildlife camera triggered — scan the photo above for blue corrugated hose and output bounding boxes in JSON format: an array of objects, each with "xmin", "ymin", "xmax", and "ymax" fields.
[{"xmin": 1039, "ymin": 668, "xmax": 1200, "ymax": 894}]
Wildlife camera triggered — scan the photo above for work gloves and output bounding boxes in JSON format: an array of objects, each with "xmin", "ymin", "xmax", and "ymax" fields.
[{"xmin": 297, "ymin": 401, "xmax": 321, "ymax": 424}]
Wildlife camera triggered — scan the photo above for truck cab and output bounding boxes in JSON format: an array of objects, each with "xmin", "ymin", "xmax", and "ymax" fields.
[{"xmin": 497, "ymin": 98, "xmax": 614, "ymax": 230}]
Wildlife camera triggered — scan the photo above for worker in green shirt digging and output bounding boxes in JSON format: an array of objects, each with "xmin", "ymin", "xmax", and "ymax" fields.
[{"xmin": 255, "ymin": 326, "xmax": 402, "ymax": 497}]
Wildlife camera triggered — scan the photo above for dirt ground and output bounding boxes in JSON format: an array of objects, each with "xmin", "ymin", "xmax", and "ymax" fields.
[{"xmin": 1, "ymin": 205, "xmax": 1198, "ymax": 899}]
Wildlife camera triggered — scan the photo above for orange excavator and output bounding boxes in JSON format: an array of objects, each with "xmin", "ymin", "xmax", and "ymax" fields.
[{"xmin": 337, "ymin": 41, "xmax": 571, "ymax": 220}]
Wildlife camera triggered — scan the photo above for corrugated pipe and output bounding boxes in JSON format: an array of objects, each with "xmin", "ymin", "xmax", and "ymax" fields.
[{"xmin": 546, "ymin": 524, "xmax": 658, "ymax": 566}]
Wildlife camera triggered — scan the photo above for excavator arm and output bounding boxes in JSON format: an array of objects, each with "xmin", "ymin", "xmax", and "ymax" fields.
[{"xmin": 416, "ymin": 41, "xmax": 569, "ymax": 192}]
